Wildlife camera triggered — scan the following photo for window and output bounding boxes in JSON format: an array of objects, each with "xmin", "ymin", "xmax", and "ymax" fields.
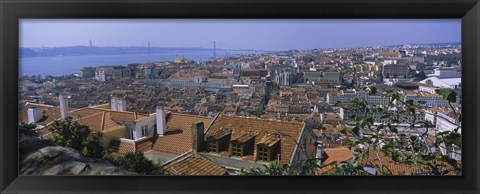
[
  {"xmin": 208, "ymin": 140, "xmax": 218, "ymax": 152},
  {"xmin": 141, "ymin": 125, "xmax": 148, "ymax": 137},
  {"xmin": 257, "ymin": 146, "xmax": 269, "ymax": 161},
  {"xmin": 231, "ymin": 142, "xmax": 243, "ymax": 157}
]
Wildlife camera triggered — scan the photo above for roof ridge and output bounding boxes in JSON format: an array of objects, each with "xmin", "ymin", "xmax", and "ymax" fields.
[
  {"xmin": 25, "ymin": 102, "xmax": 54, "ymax": 108},
  {"xmin": 74, "ymin": 111, "xmax": 104, "ymax": 121},
  {"xmin": 170, "ymin": 112, "xmax": 211, "ymax": 119},
  {"xmin": 163, "ymin": 151, "xmax": 193, "ymax": 166},
  {"xmin": 101, "ymin": 112, "xmax": 106, "ymax": 132},
  {"xmin": 88, "ymin": 107, "xmax": 137, "ymax": 114}
]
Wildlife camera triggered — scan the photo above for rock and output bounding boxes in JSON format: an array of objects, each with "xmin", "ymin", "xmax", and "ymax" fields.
[
  {"xmin": 43, "ymin": 160, "xmax": 87, "ymax": 175},
  {"xmin": 19, "ymin": 136, "xmax": 137, "ymax": 175}
]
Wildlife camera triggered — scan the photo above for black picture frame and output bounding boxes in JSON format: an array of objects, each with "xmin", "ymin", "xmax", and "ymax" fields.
[{"xmin": 1, "ymin": 0, "xmax": 479, "ymax": 193}]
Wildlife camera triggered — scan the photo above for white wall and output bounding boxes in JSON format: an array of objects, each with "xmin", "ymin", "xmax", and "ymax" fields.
[
  {"xmin": 131, "ymin": 117, "xmax": 156, "ymax": 140},
  {"xmin": 27, "ymin": 108, "xmax": 43, "ymax": 124}
]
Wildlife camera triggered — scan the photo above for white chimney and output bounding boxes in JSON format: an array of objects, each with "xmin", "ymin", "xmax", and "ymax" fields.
[
  {"xmin": 111, "ymin": 97, "xmax": 126, "ymax": 112},
  {"xmin": 27, "ymin": 108, "xmax": 43, "ymax": 124},
  {"xmin": 156, "ymin": 107, "xmax": 166, "ymax": 136},
  {"xmin": 59, "ymin": 94, "xmax": 69, "ymax": 119},
  {"xmin": 315, "ymin": 141, "xmax": 325, "ymax": 165}
]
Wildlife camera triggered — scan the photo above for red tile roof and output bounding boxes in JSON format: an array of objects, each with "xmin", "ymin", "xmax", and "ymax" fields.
[
  {"xmin": 18, "ymin": 103, "xmax": 62, "ymax": 125},
  {"xmin": 152, "ymin": 113, "xmax": 213, "ymax": 155},
  {"xmin": 163, "ymin": 153, "xmax": 227, "ymax": 175},
  {"xmin": 204, "ymin": 115, "xmax": 305, "ymax": 164}
]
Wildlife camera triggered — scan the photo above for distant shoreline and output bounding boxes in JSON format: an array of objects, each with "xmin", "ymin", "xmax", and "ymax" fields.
[
  {"xmin": 20, "ymin": 46, "xmax": 267, "ymax": 58},
  {"xmin": 20, "ymin": 42, "xmax": 460, "ymax": 58}
]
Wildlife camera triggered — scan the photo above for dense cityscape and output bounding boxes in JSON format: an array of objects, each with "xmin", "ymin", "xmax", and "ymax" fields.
[{"xmin": 18, "ymin": 42, "xmax": 462, "ymax": 175}]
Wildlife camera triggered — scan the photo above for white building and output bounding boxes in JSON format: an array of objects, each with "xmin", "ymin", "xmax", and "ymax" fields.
[
  {"xmin": 419, "ymin": 77, "xmax": 461, "ymax": 89},
  {"xmin": 339, "ymin": 107, "xmax": 425, "ymax": 125},
  {"xmin": 426, "ymin": 67, "xmax": 461, "ymax": 79},
  {"xmin": 327, "ymin": 89, "xmax": 389, "ymax": 106},
  {"xmin": 436, "ymin": 112, "xmax": 460, "ymax": 133},
  {"xmin": 403, "ymin": 91, "xmax": 449, "ymax": 107}
]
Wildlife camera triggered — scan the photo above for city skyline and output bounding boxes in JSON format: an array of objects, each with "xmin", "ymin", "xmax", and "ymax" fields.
[{"xmin": 20, "ymin": 19, "xmax": 461, "ymax": 51}]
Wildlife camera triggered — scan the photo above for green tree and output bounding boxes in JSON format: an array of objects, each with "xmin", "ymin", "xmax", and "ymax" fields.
[
  {"xmin": 83, "ymin": 132, "xmax": 105, "ymax": 158},
  {"xmin": 113, "ymin": 152, "xmax": 163, "ymax": 175},
  {"xmin": 240, "ymin": 85, "xmax": 461, "ymax": 176},
  {"xmin": 50, "ymin": 119, "xmax": 91, "ymax": 151},
  {"xmin": 49, "ymin": 120, "xmax": 106, "ymax": 159},
  {"xmin": 19, "ymin": 123, "xmax": 38, "ymax": 137},
  {"xmin": 335, "ymin": 86, "xmax": 461, "ymax": 175}
]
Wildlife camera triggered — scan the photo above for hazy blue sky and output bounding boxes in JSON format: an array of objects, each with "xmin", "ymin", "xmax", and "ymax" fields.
[{"xmin": 20, "ymin": 19, "xmax": 461, "ymax": 51}]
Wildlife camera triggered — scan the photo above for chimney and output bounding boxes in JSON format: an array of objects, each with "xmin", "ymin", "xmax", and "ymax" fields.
[
  {"xmin": 315, "ymin": 141, "xmax": 325, "ymax": 165},
  {"xmin": 27, "ymin": 108, "xmax": 43, "ymax": 124},
  {"xmin": 156, "ymin": 107, "xmax": 166, "ymax": 136},
  {"xmin": 59, "ymin": 94, "xmax": 69, "ymax": 119},
  {"xmin": 191, "ymin": 121, "xmax": 205, "ymax": 152},
  {"xmin": 111, "ymin": 97, "xmax": 126, "ymax": 112}
]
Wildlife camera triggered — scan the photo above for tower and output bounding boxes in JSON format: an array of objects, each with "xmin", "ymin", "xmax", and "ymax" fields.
[
  {"xmin": 148, "ymin": 41, "xmax": 151, "ymax": 55},
  {"xmin": 213, "ymin": 41, "xmax": 216, "ymax": 59}
]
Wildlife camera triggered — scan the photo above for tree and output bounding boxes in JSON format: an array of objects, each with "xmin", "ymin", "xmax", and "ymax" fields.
[
  {"xmin": 83, "ymin": 132, "xmax": 106, "ymax": 158},
  {"xmin": 49, "ymin": 120, "xmax": 105, "ymax": 159},
  {"xmin": 19, "ymin": 123, "xmax": 38, "ymax": 137},
  {"xmin": 50, "ymin": 119, "xmax": 91, "ymax": 151},
  {"xmin": 113, "ymin": 152, "xmax": 163, "ymax": 175},
  {"xmin": 240, "ymin": 85, "xmax": 461, "ymax": 176},
  {"xmin": 335, "ymin": 86, "xmax": 461, "ymax": 175}
]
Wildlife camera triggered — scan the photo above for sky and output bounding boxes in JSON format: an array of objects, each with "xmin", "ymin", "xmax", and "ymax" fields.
[{"xmin": 20, "ymin": 19, "xmax": 461, "ymax": 51}]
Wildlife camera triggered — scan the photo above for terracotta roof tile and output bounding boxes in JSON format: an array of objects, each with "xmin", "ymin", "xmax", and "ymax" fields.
[
  {"xmin": 74, "ymin": 111, "xmax": 126, "ymax": 133},
  {"xmin": 18, "ymin": 103, "xmax": 62, "ymax": 125},
  {"xmin": 69, "ymin": 107, "xmax": 152, "ymax": 123},
  {"xmin": 108, "ymin": 139, "xmax": 136, "ymax": 154},
  {"xmin": 317, "ymin": 148, "xmax": 461, "ymax": 175},
  {"xmin": 163, "ymin": 153, "xmax": 227, "ymax": 175},
  {"xmin": 317, "ymin": 148, "xmax": 354, "ymax": 175},
  {"xmin": 152, "ymin": 113, "xmax": 213, "ymax": 155},
  {"xmin": 204, "ymin": 115, "xmax": 304, "ymax": 164}
]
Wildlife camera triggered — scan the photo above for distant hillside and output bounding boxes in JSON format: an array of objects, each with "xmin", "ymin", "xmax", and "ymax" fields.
[
  {"xmin": 385, "ymin": 42, "xmax": 461, "ymax": 48},
  {"xmin": 20, "ymin": 46, "xmax": 214, "ymax": 58}
]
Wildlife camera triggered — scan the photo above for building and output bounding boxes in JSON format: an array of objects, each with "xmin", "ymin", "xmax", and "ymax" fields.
[
  {"xmin": 18, "ymin": 102, "xmax": 61, "ymax": 126},
  {"xmin": 162, "ymin": 153, "xmax": 228, "ymax": 175},
  {"xmin": 95, "ymin": 66, "xmax": 131, "ymax": 82},
  {"xmin": 419, "ymin": 77, "xmax": 461, "ymax": 90},
  {"xmin": 320, "ymin": 113, "xmax": 342, "ymax": 125},
  {"xmin": 327, "ymin": 89, "xmax": 388, "ymax": 106},
  {"xmin": 339, "ymin": 107, "xmax": 425, "ymax": 125},
  {"xmin": 68, "ymin": 105, "xmax": 155, "ymax": 144},
  {"xmin": 378, "ymin": 51, "xmax": 402, "ymax": 59},
  {"xmin": 427, "ymin": 67, "xmax": 461, "ymax": 79},
  {"xmin": 382, "ymin": 64, "xmax": 410, "ymax": 78},
  {"xmin": 149, "ymin": 112, "xmax": 214, "ymax": 161},
  {"xmin": 275, "ymin": 69, "xmax": 293, "ymax": 86},
  {"xmin": 80, "ymin": 67, "xmax": 96, "ymax": 79},
  {"xmin": 403, "ymin": 91, "xmax": 450, "ymax": 107},
  {"xmin": 405, "ymin": 55, "xmax": 425, "ymax": 63},
  {"xmin": 240, "ymin": 68, "xmax": 270, "ymax": 77},
  {"xmin": 200, "ymin": 115, "xmax": 314, "ymax": 171},
  {"xmin": 303, "ymin": 70, "xmax": 341, "ymax": 86},
  {"xmin": 436, "ymin": 112, "xmax": 460, "ymax": 133}
]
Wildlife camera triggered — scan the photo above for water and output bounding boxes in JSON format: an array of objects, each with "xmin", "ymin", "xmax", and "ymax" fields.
[{"xmin": 20, "ymin": 49, "xmax": 251, "ymax": 76}]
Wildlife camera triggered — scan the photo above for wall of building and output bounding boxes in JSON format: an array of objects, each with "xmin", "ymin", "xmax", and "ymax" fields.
[
  {"xmin": 131, "ymin": 117, "xmax": 156, "ymax": 140},
  {"xmin": 103, "ymin": 127, "xmax": 128, "ymax": 146}
]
